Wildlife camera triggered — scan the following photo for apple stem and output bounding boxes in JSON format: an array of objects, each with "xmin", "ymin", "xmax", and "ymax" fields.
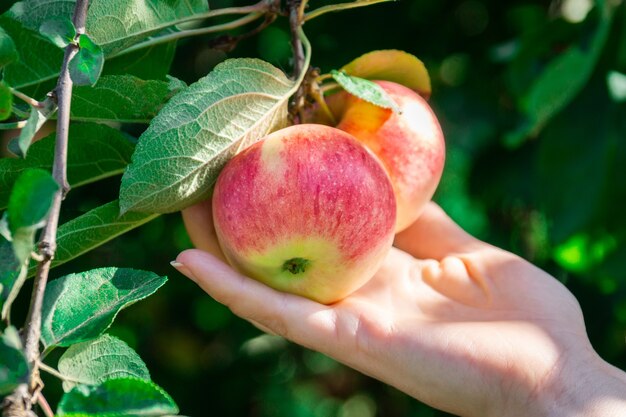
[{"xmin": 282, "ymin": 257, "xmax": 310, "ymax": 274}]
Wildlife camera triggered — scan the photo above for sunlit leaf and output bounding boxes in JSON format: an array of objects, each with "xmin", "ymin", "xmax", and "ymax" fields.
[
  {"xmin": 330, "ymin": 70, "xmax": 400, "ymax": 112},
  {"xmin": 41, "ymin": 267, "xmax": 167, "ymax": 348},
  {"xmin": 58, "ymin": 334, "xmax": 150, "ymax": 392},
  {"xmin": 57, "ymin": 377, "xmax": 178, "ymax": 416},
  {"xmin": 119, "ymin": 58, "xmax": 296, "ymax": 214}
]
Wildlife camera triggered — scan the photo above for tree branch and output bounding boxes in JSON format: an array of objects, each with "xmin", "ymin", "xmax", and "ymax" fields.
[
  {"xmin": 3, "ymin": 1, "xmax": 89, "ymax": 416},
  {"xmin": 287, "ymin": 0, "xmax": 310, "ymax": 123},
  {"xmin": 288, "ymin": 0, "xmax": 305, "ymax": 79}
]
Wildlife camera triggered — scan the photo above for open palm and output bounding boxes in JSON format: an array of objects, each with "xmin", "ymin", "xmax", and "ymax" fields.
[{"xmin": 176, "ymin": 201, "xmax": 624, "ymax": 417}]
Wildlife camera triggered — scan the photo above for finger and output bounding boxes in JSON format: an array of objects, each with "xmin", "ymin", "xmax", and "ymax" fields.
[
  {"xmin": 174, "ymin": 249, "xmax": 337, "ymax": 351},
  {"xmin": 181, "ymin": 200, "xmax": 227, "ymax": 262},
  {"xmin": 421, "ymin": 255, "xmax": 492, "ymax": 308},
  {"xmin": 394, "ymin": 202, "xmax": 487, "ymax": 260}
]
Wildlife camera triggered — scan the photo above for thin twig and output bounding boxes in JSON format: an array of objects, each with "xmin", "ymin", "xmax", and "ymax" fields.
[
  {"xmin": 113, "ymin": 12, "xmax": 265, "ymax": 58},
  {"xmin": 205, "ymin": 13, "xmax": 277, "ymax": 52},
  {"xmin": 304, "ymin": 0, "xmax": 394, "ymax": 22},
  {"xmin": 35, "ymin": 394, "xmax": 54, "ymax": 417},
  {"xmin": 9, "ymin": 88, "xmax": 46, "ymax": 109},
  {"xmin": 310, "ymin": 84, "xmax": 337, "ymax": 125},
  {"xmin": 37, "ymin": 361, "xmax": 91, "ymax": 385},
  {"xmin": 320, "ymin": 82, "xmax": 341, "ymax": 94},
  {"xmin": 13, "ymin": 2, "xmax": 89, "ymax": 415},
  {"xmin": 0, "ymin": 120, "xmax": 28, "ymax": 130}
]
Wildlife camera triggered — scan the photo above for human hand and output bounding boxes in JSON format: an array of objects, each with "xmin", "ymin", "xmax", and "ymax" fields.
[{"xmin": 174, "ymin": 200, "xmax": 626, "ymax": 417}]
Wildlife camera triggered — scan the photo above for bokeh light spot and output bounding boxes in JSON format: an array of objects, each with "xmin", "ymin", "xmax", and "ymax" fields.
[
  {"xmin": 561, "ymin": 0, "xmax": 594, "ymax": 23},
  {"xmin": 440, "ymin": 54, "xmax": 470, "ymax": 87}
]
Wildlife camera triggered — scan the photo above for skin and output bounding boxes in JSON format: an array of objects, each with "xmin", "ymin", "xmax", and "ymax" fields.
[
  {"xmin": 177, "ymin": 201, "xmax": 626, "ymax": 417},
  {"xmin": 212, "ymin": 124, "xmax": 396, "ymax": 304},
  {"xmin": 312, "ymin": 81, "xmax": 445, "ymax": 232}
]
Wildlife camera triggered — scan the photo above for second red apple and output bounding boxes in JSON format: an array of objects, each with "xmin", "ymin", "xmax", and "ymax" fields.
[{"xmin": 322, "ymin": 80, "xmax": 446, "ymax": 232}]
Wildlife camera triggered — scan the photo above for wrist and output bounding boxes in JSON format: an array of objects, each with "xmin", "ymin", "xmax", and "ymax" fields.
[{"xmin": 537, "ymin": 349, "xmax": 626, "ymax": 417}]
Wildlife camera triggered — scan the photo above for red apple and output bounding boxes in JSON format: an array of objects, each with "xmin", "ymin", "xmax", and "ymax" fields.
[
  {"xmin": 310, "ymin": 80, "xmax": 446, "ymax": 232},
  {"xmin": 212, "ymin": 124, "xmax": 396, "ymax": 304}
]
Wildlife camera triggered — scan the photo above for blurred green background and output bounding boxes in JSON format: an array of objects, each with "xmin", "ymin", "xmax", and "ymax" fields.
[{"xmin": 7, "ymin": 0, "xmax": 626, "ymax": 415}]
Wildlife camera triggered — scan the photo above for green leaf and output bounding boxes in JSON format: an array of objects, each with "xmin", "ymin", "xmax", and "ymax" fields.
[
  {"xmin": 27, "ymin": 200, "xmax": 159, "ymax": 277},
  {"xmin": 0, "ymin": 237, "xmax": 27, "ymax": 320},
  {"xmin": 14, "ymin": 104, "xmax": 48, "ymax": 157},
  {"xmin": 41, "ymin": 268, "xmax": 167, "ymax": 348},
  {"xmin": 69, "ymin": 34, "xmax": 104, "ymax": 86},
  {"xmin": 505, "ymin": 2, "xmax": 614, "ymax": 147},
  {"xmin": 102, "ymin": 41, "xmax": 177, "ymax": 81},
  {"xmin": 3, "ymin": 0, "xmax": 205, "ymax": 90},
  {"xmin": 39, "ymin": 17, "xmax": 76, "ymax": 48},
  {"xmin": 0, "ymin": 82, "xmax": 13, "ymax": 121},
  {"xmin": 341, "ymin": 49, "xmax": 432, "ymax": 97},
  {"xmin": 6, "ymin": 168, "xmax": 58, "ymax": 264},
  {"xmin": 7, "ymin": 169, "xmax": 58, "ymax": 234},
  {"xmin": 3, "ymin": 170, "xmax": 58, "ymax": 317},
  {"xmin": 0, "ymin": 326, "xmax": 29, "ymax": 395},
  {"xmin": 119, "ymin": 58, "xmax": 296, "ymax": 214},
  {"xmin": 13, "ymin": 0, "xmax": 208, "ymax": 55},
  {"xmin": 0, "ymin": 14, "xmax": 64, "ymax": 92},
  {"xmin": 57, "ymin": 377, "xmax": 178, "ymax": 416},
  {"xmin": 58, "ymin": 334, "xmax": 150, "ymax": 392},
  {"xmin": 0, "ymin": 26, "xmax": 18, "ymax": 68},
  {"xmin": 0, "ymin": 123, "xmax": 135, "ymax": 210},
  {"xmin": 330, "ymin": 70, "xmax": 400, "ymax": 112},
  {"xmin": 70, "ymin": 75, "xmax": 185, "ymax": 123}
]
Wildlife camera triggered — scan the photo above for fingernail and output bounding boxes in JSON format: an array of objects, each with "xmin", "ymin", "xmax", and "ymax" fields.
[{"xmin": 170, "ymin": 260, "xmax": 196, "ymax": 281}]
